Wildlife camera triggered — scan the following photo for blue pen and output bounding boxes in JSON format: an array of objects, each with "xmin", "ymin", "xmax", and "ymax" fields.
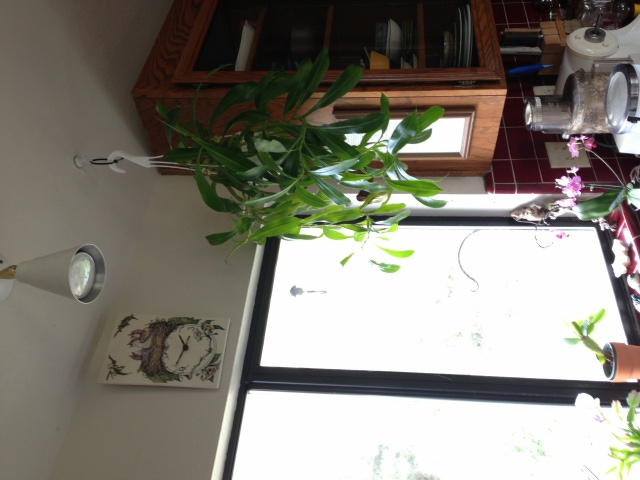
[{"xmin": 506, "ymin": 64, "xmax": 554, "ymax": 75}]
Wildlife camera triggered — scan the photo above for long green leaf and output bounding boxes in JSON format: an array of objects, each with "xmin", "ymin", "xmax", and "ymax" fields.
[
  {"xmin": 340, "ymin": 252, "xmax": 355, "ymax": 267},
  {"xmin": 414, "ymin": 196, "xmax": 447, "ymax": 208},
  {"xmin": 375, "ymin": 245, "xmax": 415, "ymax": 258},
  {"xmin": 306, "ymin": 63, "xmax": 363, "ymax": 115},
  {"xmin": 251, "ymin": 137, "xmax": 288, "ymax": 153},
  {"xmin": 416, "ymin": 106, "xmax": 445, "ymax": 130},
  {"xmin": 388, "ymin": 112, "xmax": 418, "ymax": 154},
  {"xmin": 315, "ymin": 112, "xmax": 387, "ymax": 135},
  {"xmin": 300, "ymin": 49, "xmax": 331, "ymax": 104},
  {"xmin": 369, "ymin": 203, "xmax": 407, "ymax": 214},
  {"xmin": 322, "ymin": 227, "xmax": 351, "ymax": 240},
  {"xmin": 194, "ymin": 163, "xmax": 240, "ymax": 213},
  {"xmin": 369, "ymin": 259, "xmax": 401, "ymax": 273},
  {"xmin": 255, "ymin": 72, "xmax": 297, "ymax": 112},
  {"xmin": 206, "ymin": 230, "xmax": 237, "ymax": 246},
  {"xmin": 243, "ymin": 182, "xmax": 296, "ymax": 207},
  {"xmin": 312, "ymin": 158, "xmax": 362, "ymax": 177},
  {"xmin": 284, "ymin": 58, "xmax": 313, "ymax": 114},
  {"xmin": 195, "ymin": 140, "xmax": 257, "ymax": 172},
  {"xmin": 223, "ymin": 110, "xmax": 270, "ymax": 136},
  {"xmin": 312, "ymin": 176, "xmax": 352, "ymax": 206},
  {"xmin": 295, "ymin": 185, "xmax": 329, "ymax": 208},
  {"xmin": 211, "ymin": 81, "xmax": 261, "ymax": 124},
  {"xmin": 386, "ymin": 178, "xmax": 442, "ymax": 197},
  {"xmin": 573, "ymin": 190, "xmax": 625, "ymax": 221},
  {"xmin": 309, "ymin": 129, "xmax": 361, "ymax": 161},
  {"xmin": 249, "ymin": 216, "xmax": 303, "ymax": 242}
]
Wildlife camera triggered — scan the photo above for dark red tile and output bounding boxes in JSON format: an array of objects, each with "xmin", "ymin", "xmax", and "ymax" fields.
[
  {"xmin": 591, "ymin": 156, "xmax": 624, "ymax": 184},
  {"xmin": 618, "ymin": 156, "xmax": 640, "ymax": 183},
  {"xmin": 513, "ymin": 158, "xmax": 542, "ymax": 183},
  {"xmin": 503, "ymin": 97, "xmax": 526, "ymax": 127},
  {"xmin": 492, "ymin": 159, "xmax": 515, "ymax": 182},
  {"xmin": 531, "ymin": 132, "xmax": 550, "ymax": 159},
  {"xmin": 540, "ymin": 164, "xmax": 567, "ymax": 183},
  {"xmin": 506, "ymin": 126, "xmax": 536, "ymax": 159},
  {"xmin": 494, "ymin": 127, "xmax": 510, "ymax": 159},
  {"xmin": 492, "ymin": 3, "xmax": 508, "ymax": 24}
]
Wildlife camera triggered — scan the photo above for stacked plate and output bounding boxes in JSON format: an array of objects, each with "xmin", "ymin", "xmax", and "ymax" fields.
[{"xmin": 451, "ymin": 4, "xmax": 473, "ymax": 68}]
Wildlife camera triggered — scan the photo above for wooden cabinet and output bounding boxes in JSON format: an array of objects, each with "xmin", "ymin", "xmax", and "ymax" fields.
[{"xmin": 133, "ymin": 0, "xmax": 506, "ymax": 176}]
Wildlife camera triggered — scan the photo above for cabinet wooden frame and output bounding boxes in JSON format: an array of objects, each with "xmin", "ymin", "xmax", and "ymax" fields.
[{"xmin": 171, "ymin": 0, "xmax": 505, "ymax": 85}]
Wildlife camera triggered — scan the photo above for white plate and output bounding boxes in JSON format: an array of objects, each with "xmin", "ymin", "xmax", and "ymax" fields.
[
  {"xmin": 465, "ymin": 4, "xmax": 473, "ymax": 67},
  {"xmin": 387, "ymin": 18, "xmax": 402, "ymax": 62},
  {"xmin": 456, "ymin": 8, "xmax": 463, "ymax": 68}
]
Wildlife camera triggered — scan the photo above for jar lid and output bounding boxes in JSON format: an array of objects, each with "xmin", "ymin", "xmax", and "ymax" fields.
[
  {"xmin": 605, "ymin": 63, "xmax": 640, "ymax": 133},
  {"xmin": 567, "ymin": 27, "xmax": 619, "ymax": 59}
]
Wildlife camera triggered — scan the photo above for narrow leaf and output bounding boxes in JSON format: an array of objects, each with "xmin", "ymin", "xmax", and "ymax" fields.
[
  {"xmin": 211, "ymin": 81, "xmax": 261, "ymax": 124},
  {"xmin": 386, "ymin": 178, "xmax": 442, "ymax": 197},
  {"xmin": 388, "ymin": 112, "xmax": 418, "ymax": 154},
  {"xmin": 340, "ymin": 252, "xmax": 355, "ymax": 267},
  {"xmin": 242, "ymin": 183, "xmax": 296, "ymax": 207},
  {"xmin": 206, "ymin": 230, "xmax": 237, "ymax": 246},
  {"xmin": 312, "ymin": 176, "xmax": 352, "ymax": 206},
  {"xmin": 297, "ymin": 49, "xmax": 330, "ymax": 112},
  {"xmin": 414, "ymin": 196, "xmax": 447, "ymax": 208},
  {"xmin": 307, "ymin": 63, "xmax": 363, "ymax": 115},
  {"xmin": 375, "ymin": 245, "xmax": 415, "ymax": 258},
  {"xmin": 315, "ymin": 112, "xmax": 387, "ymax": 135},
  {"xmin": 249, "ymin": 216, "xmax": 303, "ymax": 242},
  {"xmin": 296, "ymin": 185, "xmax": 329, "ymax": 208},
  {"xmin": 369, "ymin": 259, "xmax": 401, "ymax": 273},
  {"xmin": 322, "ymin": 227, "xmax": 351, "ymax": 240}
]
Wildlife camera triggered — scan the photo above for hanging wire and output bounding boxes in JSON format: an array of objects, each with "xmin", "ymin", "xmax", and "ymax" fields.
[{"xmin": 457, "ymin": 229, "xmax": 480, "ymax": 292}]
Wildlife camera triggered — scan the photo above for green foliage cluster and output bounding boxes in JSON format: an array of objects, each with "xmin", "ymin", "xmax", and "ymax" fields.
[
  {"xmin": 574, "ymin": 186, "xmax": 640, "ymax": 221},
  {"xmin": 156, "ymin": 49, "xmax": 445, "ymax": 272},
  {"xmin": 610, "ymin": 390, "xmax": 640, "ymax": 479},
  {"xmin": 563, "ymin": 308, "xmax": 608, "ymax": 364}
]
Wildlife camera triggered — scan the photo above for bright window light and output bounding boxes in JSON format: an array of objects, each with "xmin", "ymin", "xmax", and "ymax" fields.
[{"xmin": 262, "ymin": 225, "xmax": 627, "ymax": 381}]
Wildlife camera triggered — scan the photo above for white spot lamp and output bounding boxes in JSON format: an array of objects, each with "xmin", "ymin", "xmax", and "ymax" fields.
[{"xmin": 0, "ymin": 244, "xmax": 106, "ymax": 304}]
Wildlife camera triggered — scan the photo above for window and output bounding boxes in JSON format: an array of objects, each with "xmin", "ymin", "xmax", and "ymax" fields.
[{"xmin": 223, "ymin": 217, "xmax": 640, "ymax": 480}]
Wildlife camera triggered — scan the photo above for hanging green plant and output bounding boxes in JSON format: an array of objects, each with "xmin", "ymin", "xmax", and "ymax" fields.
[{"xmin": 156, "ymin": 49, "xmax": 445, "ymax": 272}]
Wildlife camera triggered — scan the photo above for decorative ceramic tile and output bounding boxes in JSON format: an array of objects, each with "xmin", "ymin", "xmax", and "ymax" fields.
[{"xmin": 101, "ymin": 313, "xmax": 230, "ymax": 389}]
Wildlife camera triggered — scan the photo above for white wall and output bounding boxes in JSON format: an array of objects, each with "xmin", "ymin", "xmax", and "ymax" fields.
[
  {"xmin": 50, "ymin": 176, "xmax": 260, "ymax": 480},
  {"xmin": 0, "ymin": 2, "xmax": 171, "ymax": 479}
]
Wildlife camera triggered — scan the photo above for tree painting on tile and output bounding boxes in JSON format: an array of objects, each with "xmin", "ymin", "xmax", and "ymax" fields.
[{"xmin": 101, "ymin": 313, "xmax": 230, "ymax": 389}]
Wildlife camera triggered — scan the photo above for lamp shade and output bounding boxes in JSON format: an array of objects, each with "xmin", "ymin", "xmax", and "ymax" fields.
[{"xmin": 15, "ymin": 244, "xmax": 106, "ymax": 303}]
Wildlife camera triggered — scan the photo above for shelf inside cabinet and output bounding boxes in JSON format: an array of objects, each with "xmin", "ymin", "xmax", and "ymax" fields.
[{"xmin": 171, "ymin": 0, "xmax": 502, "ymax": 85}]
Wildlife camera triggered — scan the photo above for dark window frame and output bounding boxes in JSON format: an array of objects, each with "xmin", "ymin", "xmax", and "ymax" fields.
[{"xmin": 222, "ymin": 216, "xmax": 640, "ymax": 479}]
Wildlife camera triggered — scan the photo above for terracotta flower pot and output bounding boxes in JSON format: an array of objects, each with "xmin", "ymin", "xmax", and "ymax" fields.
[{"xmin": 603, "ymin": 342, "xmax": 640, "ymax": 382}]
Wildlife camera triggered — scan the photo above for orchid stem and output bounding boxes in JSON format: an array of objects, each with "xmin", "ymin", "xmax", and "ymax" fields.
[{"xmin": 589, "ymin": 150, "xmax": 626, "ymax": 187}]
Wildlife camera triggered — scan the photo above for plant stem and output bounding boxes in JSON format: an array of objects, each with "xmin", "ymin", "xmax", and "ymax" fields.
[{"xmin": 589, "ymin": 149, "xmax": 626, "ymax": 187}]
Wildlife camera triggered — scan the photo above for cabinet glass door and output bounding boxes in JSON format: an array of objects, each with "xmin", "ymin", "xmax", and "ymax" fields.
[{"xmin": 173, "ymin": 0, "xmax": 503, "ymax": 85}]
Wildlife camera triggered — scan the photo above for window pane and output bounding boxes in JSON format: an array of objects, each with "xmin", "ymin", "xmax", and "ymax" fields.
[
  {"xmin": 261, "ymin": 226, "xmax": 627, "ymax": 380},
  {"xmin": 233, "ymin": 390, "xmax": 615, "ymax": 480}
]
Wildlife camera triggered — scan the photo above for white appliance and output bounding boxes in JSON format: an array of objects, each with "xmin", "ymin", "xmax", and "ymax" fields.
[{"xmin": 554, "ymin": 14, "xmax": 640, "ymax": 153}]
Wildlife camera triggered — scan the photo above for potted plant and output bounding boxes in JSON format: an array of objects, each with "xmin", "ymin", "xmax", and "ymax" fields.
[
  {"xmin": 564, "ymin": 309, "xmax": 640, "ymax": 382},
  {"xmin": 155, "ymin": 49, "xmax": 446, "ymax": 272}
]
